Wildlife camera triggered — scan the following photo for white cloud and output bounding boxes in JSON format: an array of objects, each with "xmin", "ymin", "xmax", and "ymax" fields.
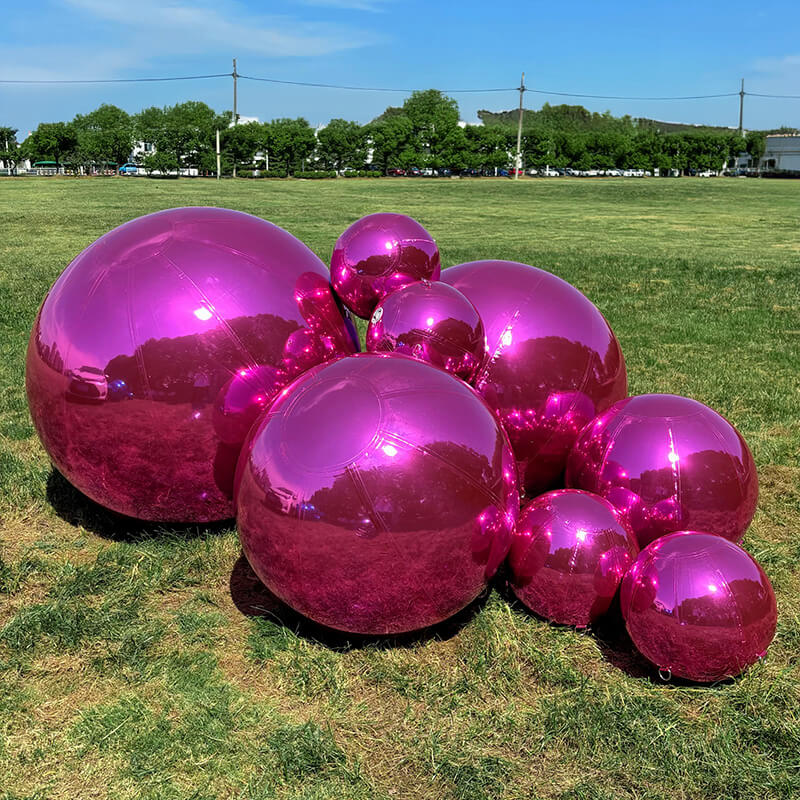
[
  {"xmin": 752, "ymin": 53, "xmax": 800, "ymax": 74},
  {"xmin": 64, "ymin": 0, "xmax": 380, "ymax": 57},
  {"xmin": 298, "ymin": 0, "xmax": 393, "ymax": 11},
  {"xmin": 0, "ymin": 0, "xmax": 384, "ymax": 82}
]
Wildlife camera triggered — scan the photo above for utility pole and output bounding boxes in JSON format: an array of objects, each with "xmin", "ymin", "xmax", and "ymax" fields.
[
  {"xmin": 216, "ymin": 129, "xmax": 221, "ymax": 180},
  {"xmin": 515, "ymin": 72, "xmax": 526, "ymax": 180},
  {"xmin": 232, "ymin": 58, "xmax": 238, "ymax": 178},
  {"xmin": 738, "ymin": 78, "xmax": 745, "ymax": 136}
]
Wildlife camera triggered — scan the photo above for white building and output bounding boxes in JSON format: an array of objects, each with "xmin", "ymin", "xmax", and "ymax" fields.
[{"xmin": 760, "ymin": 134, "xmax": 800, "ymax": 173}]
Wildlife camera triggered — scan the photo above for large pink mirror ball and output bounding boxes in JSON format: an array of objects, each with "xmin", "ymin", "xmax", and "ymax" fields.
[
  {"xmin": 442, "ymin": 260, "xmax": 627, "ymax": 497},
  {"xmin": 508, "ymin": 489, "xmax": 639, "ymax": 628},
  {"xmin": 235, "ymin": 353, "xmax": 520, "ymax": 635},
  {"xmin": 330, "ymin": 213, "xmax": 441, "ymax": 319},
  {"xmin": 566, "ymin": 394, "xmax": 758, "ymax": 548},
  {"xmin": 26, "ymin": 207, "xmax": 358, "ymax": 522},
  {"xmin": 620, "ymin": 531, "xmax": 777, "ymax": 683}
]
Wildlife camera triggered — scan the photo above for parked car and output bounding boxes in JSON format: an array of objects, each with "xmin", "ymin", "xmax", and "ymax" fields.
[
  {"xmin": 540, "ymin": 168, "xmax": 560, "ymax": 177},
  {"xmin": 387, "ymin": 167, "xmax": 406, "ymax": 176},
  {"xmin": 436, "ymin": 168, "xmax": 452, "ymax": 177},
  {"xmin": 118, "ymin": 163, "xmax": 139, "ymax": 175},
  {"xmin": 497, "ymin": 168, "xmax": 509, "ymax": 177},
  {"xmin": 508, "ymin": 168, "xmax": 524, "ymax": 177},
  {"xmin": 460, "ymin": 168, "xmax": 481, "ymax": 177},
  {"xmin": 421, "ymin": 167, "xmax": 434, "ymax": 176},
  {"xmin": 605, "ymin": 168, "xmax": 622, "ymax": 177},
  {"xmin": 408, "ymin": 166, "xmax": 422, "ymax": 177},
  {"xmin": 66, "ymin": 366, "xmax": 108, "ymax": 404},
  {"xmin": 526, "ymin": 168, "xmax": 539, "ymax": 176}
]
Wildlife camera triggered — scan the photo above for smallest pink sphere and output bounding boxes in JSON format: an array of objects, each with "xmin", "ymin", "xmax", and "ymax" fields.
[
  {"xmin": 331, "ymin": 213, "xmax": 441, "ymax": 318},
  {"xmin": 508, "ymin": 489, "xmax": 639, "ymax": 627},
  {"xmin": 366, "ymin": 280, "xmax": 487, "ymax": 383}
]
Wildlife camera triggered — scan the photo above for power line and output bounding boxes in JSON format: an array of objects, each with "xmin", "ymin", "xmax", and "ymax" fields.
[
  {"xmin": 1, "ymin": 70, "xmax": 799, "ymax": 101},
  {"xmin": 0, "ymin": 73, "xmax": 230, "ymax": 85},
  {"xmin": 525, "ymin": 88, "xmax": 739, "ymax": 101},
  {"xmin": 238, "ymin": 74, "xmax": 513, "ymax": 93},
  {"xmin": 748, "ymin": 91, "xmax": 800, "ymax": 99}
]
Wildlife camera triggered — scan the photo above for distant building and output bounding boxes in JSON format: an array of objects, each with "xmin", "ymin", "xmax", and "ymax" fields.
[{"xmin": 759, "ymin": 135, "xmax": 800, "ymax": 173}]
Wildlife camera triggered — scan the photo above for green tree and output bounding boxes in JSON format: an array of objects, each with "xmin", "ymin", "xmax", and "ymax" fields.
[
  {"xmin": 0, "ymin": 127, "xmax": 20, "ymax": 174},
  {"xmin": 135, "ymin": 102, "xmax": 228, "ymax": 176},
  {"xmin": 73, "ymin": 104, "xmax": 133, "ymax": 172},
  {"xmin": 23, "ymin": 122, "xmax": 78, "ymax": 170},
  {"xmin": 316, "ymin": 119, "xmax": 366, "ymax": 172},
  {"xmin": 268, "ymin": 118, "xmax": 316, "ymax": 176},
  {"xmin": 222, "ymin": 121, "xmax": 263, "ymax": 175},
  {"xmin": 401, "ymin": 89, "xmax": 463, "ymax": 168},
  {"xmin": 367, "ymin": 115, "xmax": 414, "ymax": 174}
]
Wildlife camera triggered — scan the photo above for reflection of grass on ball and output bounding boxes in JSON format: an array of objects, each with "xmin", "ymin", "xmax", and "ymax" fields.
[{"xmin": 1, "ymin": 177, "xmax": 799, "ymax": 799}]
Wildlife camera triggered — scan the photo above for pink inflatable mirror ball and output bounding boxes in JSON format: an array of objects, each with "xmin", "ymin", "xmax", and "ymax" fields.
[
  {"xmin": 442, "ymin": 260, "xmax": 627, "ymax": 497},
  {"xmin": 235, "ymin": 353, "xmax": 519, "ymax": 635},
  {"xmin": 366, "ymin": 279, "xmax": 487, "ymax": 383},
  {"xmin": 566, "ymin": 394, "xmax": 758, "ymax": 548},
  {"xmin": 621, "ymin": 531, "xmax": 777, "ymax": 683},
  {"xmin": 26, "ymin": 207, "xmax": 358, "ymax": 522},
  {"xmin": 331, "ymin": 213, "xmax": 441, "ymax": 319},
  {"xmin": 509, "ymin": 489, "xmax": 639, "ymax": 628}
]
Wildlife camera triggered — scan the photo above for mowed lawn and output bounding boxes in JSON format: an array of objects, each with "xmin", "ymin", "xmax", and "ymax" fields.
[{"xmin": 0, "ymin": 176, "xmax": 798, "ymax": 800}]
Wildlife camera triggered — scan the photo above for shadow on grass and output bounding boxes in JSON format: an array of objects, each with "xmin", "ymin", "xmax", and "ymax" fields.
[
  {"xmin": 229, "ymin": 552, "xmax": 490, "ymax": 652},
  {"xmin": 46, "ymin": 467, "xmax": 234, "ymax": 543},
  {"xmin": 493, "ymin": 572, "xmax": 736, "ymax": 689}
]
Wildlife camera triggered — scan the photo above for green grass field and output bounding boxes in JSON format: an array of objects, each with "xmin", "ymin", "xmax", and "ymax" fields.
[{"xmin": 0, "ymin": 176, "xmax": 798, "ymax": 800}]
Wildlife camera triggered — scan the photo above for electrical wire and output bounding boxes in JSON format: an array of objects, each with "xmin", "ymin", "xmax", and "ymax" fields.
[
  {"xmin": 1, "ymin": 70, "xmax": 799, "ymax": 100},
  {"xmin": 238, "ymin": 75, "xmax": 512, "ymax": 93},
  {"xmin": 0, "ymin": 73, "xmax": 231, "ymax": 85}
]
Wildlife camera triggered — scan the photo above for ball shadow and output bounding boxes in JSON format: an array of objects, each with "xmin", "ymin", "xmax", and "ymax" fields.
[
  {"xmin": 46, "ymin": 467, "xmax": 234, "ymax": 543},
  {"xmin": 493, "ymin": 571, "xmax": 734, "ymax": 687},
  {"xmin": 228, "ymin": 553, "xmax": 490, "ymax": 652}
]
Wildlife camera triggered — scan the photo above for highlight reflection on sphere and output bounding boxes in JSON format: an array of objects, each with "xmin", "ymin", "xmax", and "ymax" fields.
[
  {"xmin": 620, "ymin": 531, "xmax": 777, "ymax": 683},
  {"xmin": 509, "ymin": 489, "xmax": 639, "ymax": 628},
  {"xmin": 366, "ymin": 280, "xmax": 487, "ymax": 382},
  {"xmin": 566, "ymin": 394, "xmax": 758, "ymax": 547},
  {"xmin": 235, "ymin": 353, "xmax": 520, "ymax": 635},
  {"xmin": 26, "ymin": 207, "xmax": 358, "ymax": 522},
  {"xmin": 331, "ymin": 213, "xmax": 441, "ymax": 318},
  {"xmin": 442, "ymin": 260, "xmax": 627, "ymax": 497}
]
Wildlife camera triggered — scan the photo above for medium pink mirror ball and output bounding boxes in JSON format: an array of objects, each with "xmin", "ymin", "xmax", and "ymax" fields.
[
  {"xmin": 366, "ymin": 279, "xmax": 487, "ymax": 382},
  {"xmin": 26, "ymin": 207, "xmax": 358, "ymax": 522},
  {"xmin": 620, "ymin": 531, "xmax": 777, "ymax": 682},
  {"xmin": 330, "ymin": 212, "xmax": 441, "ymax": 318},
  {"xmin": 442, "ymin": 260, "xmax": 627, "ymax": 497},
  {"xmin": 235, "ymin": 352, "xmax": 520, "ymax": 635},
  {"xmin": 508, "ymin": 489, "xmax": 639, "ymax": 628},
  {"xmin": 566, "ymin": 394, "xmax": 758, "ymax": 548}
]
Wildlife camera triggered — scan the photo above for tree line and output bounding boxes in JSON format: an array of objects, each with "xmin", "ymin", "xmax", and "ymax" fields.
[{"xmin": 0, "ymin": 90, "xmax": 768, "ymax": 176}]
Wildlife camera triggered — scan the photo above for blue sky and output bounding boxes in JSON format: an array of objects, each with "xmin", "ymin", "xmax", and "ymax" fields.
[{"xmin": 2, "ymin": 0, "xmax": 799, "ymax": 136}]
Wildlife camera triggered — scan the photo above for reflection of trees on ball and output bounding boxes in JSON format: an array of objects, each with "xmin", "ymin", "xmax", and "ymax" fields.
[
  {"xmin": 331, "ymin": 213, "xmax": 441, "ymax": 319},
  {"xmin": 235, "ymin": 353, "xmax": 519, "ymax": 636},
  {"xmin": 620, "ymin": 531, "xmax": 777, "ymax": 683},
  {"xmin": 366, "ymin": 280, "xmax": 487, "ymax": 382},
  {"xmin": 443, "ymin": 260, "xmax": 627, "ymax": 497},
  {"xmin": 566, "ymin": 394, "xmax": 758, "ymax": 547},
  {"xmin": 26, "ymin": 207, "xmax": 357, "ymax": 522}
]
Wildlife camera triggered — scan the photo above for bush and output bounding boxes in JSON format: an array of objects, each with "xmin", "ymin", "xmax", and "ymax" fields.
[{"xmin": 294, "ymin": 170, "xmax": 336, "ymax": 180}]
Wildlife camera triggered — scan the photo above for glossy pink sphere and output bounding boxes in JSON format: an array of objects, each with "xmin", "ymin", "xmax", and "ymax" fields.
[
  {"xmin": 442, "ymin": 260, "xmax": 627, "ymax": 497},
  {"xmin": 26, "ymin": 207, "xmax": 358, "ymax": 522},
  {"xmin": 566, "ymin": 394, "xmax": 758, "ymax": 548},
  {"xmin": 330, "ymin": 213, "xmax": 441, "ymax": 318},
  {"xmin": 508, "ymin": 490, "xmax": 639, "ymax": 627},
  {"xmin": 235, "ymin": 353, "xmax": 519, "ymax": 635},
  {"xmin": 621, "ymin": 531, "xmax": 777, "ymax": 682},
  {"xmin": 366, "ymin": 279, "xmax": 487, "ymax": 382}
]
